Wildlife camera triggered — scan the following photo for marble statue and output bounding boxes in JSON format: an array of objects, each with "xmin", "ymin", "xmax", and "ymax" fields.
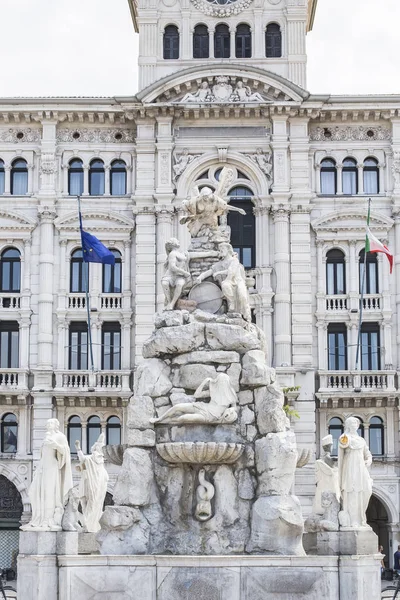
[
  {"xmin": 195, "ymin": 469, "xmax": 215, "ymax": 521},
  {"xmin": 181, "ymin": 81, "xmax": 211, "ymax": 103},
  {"xmin": 150, "ymin": 372, "xmax": 238, "ymax": 425},
  {"xmin": 338, "ymin": 417, "xmax": 373, "ymax": 530},
  {"xmin": 305, "ymin": 491, "xmax": 340, "ymax": 533},
  {"xmin": 180, "ymin": 168, "xmax": 245, "ymax": 238},
  {"xmin": 196, "ymin": 243, "xmax": 251, "ymax": 321},
  {"xmin": 75, "ymin": 433, "xmax": 109, "ymax": 533},
  {"xmin": 234, "ymin": 81, "xmax": 266, "ymax": 103},
  {"xmin": 313, "ymin": 434, "xmax": 340, "ymax": 515},
  {"xmin": 162, "ymin": 238, "xmax": 219, "ymax": 310},
  {"xmin": 21, "ymin": 418, "xmax": 73, "ymax": 531},
  {"xmin": 173, "ymin": 148, "xmax": 197, "ymax": 181},
  {"xmin": 62, "ymin": 487, "xmax": 83, "ymax": 532}
]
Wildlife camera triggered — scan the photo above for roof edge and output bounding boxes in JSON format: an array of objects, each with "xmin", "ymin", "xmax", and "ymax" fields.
[{"xmin": 127, "ymin": 0, "xmax": 139, "ymax": 33}]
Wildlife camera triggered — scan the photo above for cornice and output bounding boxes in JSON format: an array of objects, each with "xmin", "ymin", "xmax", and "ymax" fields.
[
  {"xmin": 54, "ymin": 210, "xmax": 135, "ymax": 232},
  {"xmin": 307, "ymin": 0, "xmax": 318, "ymax": 32},
  {"xmin": 312, "ymin": 209, "xmax": 393, "ymax": 235}
]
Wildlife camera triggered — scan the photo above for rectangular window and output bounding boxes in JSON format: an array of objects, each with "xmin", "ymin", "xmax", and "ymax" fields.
[
  {"xmin": 69, "ymin": 172, "xmax": 84, "ymax": 196},
  {"xmin": 0, "ymin": 322, "xmax": 19, "ymax": 368},
  {"xmin": 361, "ymin": 324, "xmax": 380, "ymax": 370},
  {"xmin": 321, "ymin": 171, "xmax": 336, "ymax": 195},
  {"xmin": 69, "ymin": 322, "xmax": 88, "ymax": 370},
  {"xmin": 327, "ymin": 324, "xmax": 347, "ymax": 370},
  {"xmin": 102, "ymin": 323, "xmax": 121, "ymax": 370}
]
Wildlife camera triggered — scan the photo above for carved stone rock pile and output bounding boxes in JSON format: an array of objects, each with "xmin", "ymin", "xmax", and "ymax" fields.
[{"xmin": 98, "ymin": 308, "xmax": 305, "ymax": 556}]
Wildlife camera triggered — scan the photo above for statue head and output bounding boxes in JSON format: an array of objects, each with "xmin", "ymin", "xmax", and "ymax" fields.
[
  {"xmin": 219, "ymin": 243, "xmax": 234, "ymax": 258},
  {"xmin": 46, "ymin": 418, "xmax": 60, "ymax": 432},
  {"xmin": 321, "ymin": 434, "xmax": 333, "ymax": 455},
  {"xmin": 165, "ymin": 238, "xmax": 180, "ymax": 253},
  {"xmin": 199, "ymin": 186, "xmax": 213, "ymax": 198},
  {"xmin": 91, "ymin": 432, "xmax": 105, "ymax": 456},
  {"xmin": 236, "ymin": 81, "xmax": 244, "ymax": 88},
  {"xmin": 200, "ymin": 81, "xmax": 209, "ymax": 89},
  {"xmin": 344, "ymin": 416, "xmax": 360, "ymax": 434}
]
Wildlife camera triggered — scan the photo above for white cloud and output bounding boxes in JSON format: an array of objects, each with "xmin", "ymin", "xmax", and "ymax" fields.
[{"xmin": 0, "ymin": 0, "xmax": 397, "ymax": 97}]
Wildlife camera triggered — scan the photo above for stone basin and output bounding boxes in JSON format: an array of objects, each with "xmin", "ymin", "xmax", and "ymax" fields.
[
  {"xmin": 156, "ymin": 441, "xmax": 244, "ymax": 464},
  {"xmin": 103, "ymin": 444, "xmax": 128, "ymax": 466}
]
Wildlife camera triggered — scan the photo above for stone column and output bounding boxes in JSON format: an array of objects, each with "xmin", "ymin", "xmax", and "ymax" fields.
[
  {"xmin": 336, "ymin": 165, "xmax": 343, "ymax": 195},
  {"xmin": 315, "ymin": 164, "xmax": 321, "ymax": 194},
  {"xmin": 272, "ymin": 206, "xmax": 291, "ymax": 367},
  {"xmin": 105, "ymin": 165, "xmax": 111, "ymax": 196},
  {"xmin": 394, "ymin": 214, "xmax": 400, "ymax": 368},
  {"xmin": 62, "ymin": 160, "xmax": 68, "ymax": 195},
  {"xmin": 83, "ymin": 165, "xmax": 89, "ymax": 196},
  {"xmin": 209, "ymin": 28, "xmax": 214, "ymax": 58},
  {"xmin": 21, "ymin": 238, "xmax": 32, "ymax": 312},
  {"xmin": 121, "ymin": 319, "xmax": 131, "ymax": 371},
  {"xmin": 386, "ymin": 406, "xmax": 395, "ymax": 457},
  {"xmin": 36, "ymin": 207, "xmax": 56, "ymax": 371},
  {"xmin": 230, "ymin": 27, "xmax": 235, "ymax": 58},
  {"xmin": 317, "ymin": 322, "xmax": 327, "ymax": 370},
  {"xmin": 58, "ymin": 240, "xmax": 67, "ymax": 299},
  {"xmin": 4, "ymin": 164, "xmax": 11, "ymax": 195},
  {"xmin": 57, "ymin": 321, "xmax": 67, "ymax": 370},
  {"xmin": 348, "ymin": 322, "xmax": 358, "ymax": 372},
  {"xmin": 357, "ymin": 164, "xmax": 364, "ymax": 194},
  {"xmin": 253, "ymin": 10, "xmax": 263, "ymax": 57},
  {"xmin": 19, "ymin": 316, "xmax": 31, "ymax": 371},
  {"xmin": 156, "ymin": 207, "xmax": 174, "ymax": 312},
  {"xmin": 27, "ymin": 163, "xmax": 34, "ymax": 194},
  {"xmin": 122, "ymin": 238, "xmax": 132, "ymax": 310},
  {"xmin": 379, "ymin": 161, "xmax": 385, "ymax": 193},
  {"xmin": 348, "ymin": 240, "xmax": 358, "ymax": 311}
]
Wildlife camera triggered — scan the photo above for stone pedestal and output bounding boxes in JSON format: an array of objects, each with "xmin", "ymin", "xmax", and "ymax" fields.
[
  {"xmin": 303, "ymin": 529, "xmax": 377, "ymax": 557},
  {"xmin": 78, "ymin": 532, "xmax": 99, "ymax": 555}
]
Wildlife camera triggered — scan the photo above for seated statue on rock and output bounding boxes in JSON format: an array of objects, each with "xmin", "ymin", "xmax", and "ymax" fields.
[
  {"xmin": 150, "ymin": 372, "xmax": 238, "ymax": 425},
  {"xmin": 305, "ymin": 491, "xmax": 340, "ymax": 533},
  {"xmin": 313, "ymin": 434, "xmax": 340, "ymax": 515}
]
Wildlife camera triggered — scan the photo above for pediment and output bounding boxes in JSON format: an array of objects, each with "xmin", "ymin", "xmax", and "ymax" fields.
[
  {"xmin": 137, "ymin": 64, "xmax": 309, "ymax": 105},
  {"xmin": 0, "ymin": 210, "xmax": 37, "ymax": 232},
  {"xmin": 312, "ymin": 210, "xmax": 393, "ymax": 236},
  {"xmin": 55, "ymin": 210, "xmax": 135, "ymax": 233}
]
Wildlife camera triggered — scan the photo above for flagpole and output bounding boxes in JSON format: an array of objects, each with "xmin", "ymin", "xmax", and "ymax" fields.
[
  {"xmin": 354, "ymin": 197, "xmax": 371, "ymax": 372},
  {"xmin": 77, "ymin": 195, "xmax": 95, "ymax": 373}
]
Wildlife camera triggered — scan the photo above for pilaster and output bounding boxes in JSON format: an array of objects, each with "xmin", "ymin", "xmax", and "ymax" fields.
[{"xmin": 271, "ymin": 205, "xmax": 291, "ymax": 367}]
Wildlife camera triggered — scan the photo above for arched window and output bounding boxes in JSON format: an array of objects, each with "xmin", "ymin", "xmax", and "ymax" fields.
[
  {"xmin": 361, "ymin": 323, "xmax": 380, "ymax": 370},
  {"xmin": 68, "ymin": 159, "xmax": 84, "ymax": 196},
  {"xmin": 106, "ymin": 416, "xmax": 121, "ymax": 445},
  {"xmin": 102, "ymin": 323, "xmax": 121, "ymax": 370},
  {"xmin": 0, "ymin": 160, "xmax": 4, "ymax": 195},
  {"xmin": 0, "ymin": 322, "xmax": 19, "ymax": 368},
  {"xmin": 326, "ymin": 249, "xmax": 345, "ymax": 295},
  {"xmin": 103, "ymin": 250, "xmax": 122, "ymax": 293},
  {"xmin": 67, "ymin": 415, "xmax": 82, "ymax": 454},
  {"xmin": 0, "ymin": 249, "xmax": 21, "ymax": 293},
  {"xmin": 369, "ymin": 416, "xmax": 384, "ymax": 455},
  {"xmin": 265, "ymin": 23, "xmax": 282, "ymax": 58},
  {"xmin": 228, "ymin": 186, "xmax": 255, "ymax": 268},
  {"xmin": 328, "ymin": 417, "xmax": 343, "ymax": 456},
  {"xmin": 1, "ymin": 413, "xmax": 18, "ymax": 453},
  {"xmin": 364, "ymin": 157, "xmax": 379, "ymax": 194},
  {"xmin": 163, "ymin": 25, "xmax": 179, "ymax": 60},
  {"xmin": 320, "ymin": 159, "xmax": 337, "ymax": 195},
  {"xmin": 69, "ymin": 322, "xmax": 88, "ymax": 370},
  {"xmin": 11, "ymin": 159, "xmax": 28, "ymax": 195},
  {"xmin": 342, "ymin": 157, "xmax": 358, "ymax": 195},
  {"xmin": 89, "ymin": 159, "xmax": 105, "ymax": 196},
  {"xmin": 236, "ymin": 23, "xmax": 251, "ymax": 58},
  {"xmin": 87, "ymin": 416, "xmax": 101, "ymax": 453},
  {"xmin": 110, "ymin": 160, "xmax": 127, "ymax": 195},
  {"xmin": 327, "ymin": 324, "xmax": 347, "ymax": 370},
  {"xmin": 70, "ymin": 249, "xmax": 89, "ymax": 293},
  {"xmin": 193, "ymin": 24, "xmax": 209, "ymax": 59},
  {"xmin": 359, "ymin": 249, "xmax": 378, "ymax": 294},
  {"xmin": 214, "ymin": 24, "xmax": 230, "ymax": 58}
]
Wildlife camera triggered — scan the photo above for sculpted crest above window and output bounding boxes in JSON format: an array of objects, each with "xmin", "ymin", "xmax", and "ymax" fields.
[{"xmin": 190, "ymin": 0, "xmax": 253, "ymax": 17}]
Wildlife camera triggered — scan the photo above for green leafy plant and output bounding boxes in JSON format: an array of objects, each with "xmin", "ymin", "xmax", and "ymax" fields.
[{"xmin": 282, "ymin": 386, "xmax": 301, "ymax": 419}]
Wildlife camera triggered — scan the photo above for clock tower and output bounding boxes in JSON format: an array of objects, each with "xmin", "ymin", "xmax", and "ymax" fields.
[{"xmin": 128, "ymin": 0, "xmax": 318, "ymax": 91}]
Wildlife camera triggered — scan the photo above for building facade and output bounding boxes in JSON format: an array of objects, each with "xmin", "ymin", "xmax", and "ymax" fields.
[{"xmin": 0, "ymin": 0, "xmax": 400, "ymax": 568}]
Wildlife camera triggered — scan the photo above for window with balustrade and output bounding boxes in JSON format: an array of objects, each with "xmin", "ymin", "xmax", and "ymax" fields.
[
  {"xmin": 87, "ymin": 415, "xmax": 101, "ymax": 453},
  {"xmin": 0, "ymin": 160, "xmax": 4, "ymax": 195},
  {"xmin": 70, "ymin": 249, "xmax": 89, "ymax": 293},
  {"xmin": 106, "ymin": 416, "xmax": 121, "ymax": 445},
  {"xmin": 359, "ymin": 249, "xmax": 378, "ymax": 294},
  {"xmin": 67, "ymin": 415, "xmax": 82, "ymax": 454},
  {"xmin": 193, "ymin": 24, "xmax": 209, "ymax": 59},
  {"xmin": 102, "ymin": 250, "xmax": 122, "ymax": 294},
  {"xmin": 0, "ymin": 249, "xmax": 21, "ymax": 294},
  {"xmin": 326, "ymin": 249, "xmax": 346, "ymax": 295},
  {"xmin": 265, "ymin": 23, "xmax": 282, "ymax": 57},
  {"xmin": 68, "ymin": 158, "xmax": 84, "ymax": 196},
  {"xmin": 11, "ymin": 159, "xmax": 28, "ymax": 195},
  {"xmin": 235, "ymin": 23, "xmax": 251, "ymax": 58},
  {"xmin": 328, "ymin": 417, "xmax": 343, "ymax": 456},
  {"xmin": 0, "ymin": 413, "xmax": 17, "ymax": 453},
  {"xmin": 228, "ymin": 186, "xmax": 255, "ymax": 268},
  {"xmin": 360, "ymin": 323, "xmax": 381, "ymax": 370},
  {"xmin": 369, "ymin": 416, "xmax": 384, "ymax": 455},
  {"xmin": 0, "ymin": 322, "xmax": 19, "ymax": 368},
  {"xmin": 69, "ymin": 322, "xmax": 88, "ymax": 370},
  {"xmin": 363, "ymin": 157, "xmax": 379, "ymax": 195},
  {"xmin": 89, "ymin": 159, "xmax": 105, "ymax": 196},
  {"xmin": 102, "ymin": 323, "xmax": 121, "ymax": 370},
  {"xmin": 214, "ymin": 23, "xmax": 230, "ymax": 58},
  {"xmin": 327, "ymin": 324, "xmax": 347, "ymax": 370},
  {"xmin": 110, "ymin": 160, "xmax": 127, "ymax": 195},
  {"xmin": 163, "ymin": 25, "xmax": 179, "ymax": 60},
  {"xmin": 320, "ymin": 158, "xmax": 337, "ymax": 195}
]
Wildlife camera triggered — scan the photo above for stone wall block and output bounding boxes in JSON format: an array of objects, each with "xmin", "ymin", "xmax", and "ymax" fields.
[
  {"xmin": 142, "ymin": 323, "xmax": 205, "ymax": 358},
  {"xmin": 205, "ymin": 324, "xmax": 260, "ymax": 353},
  {"xmin": 240, "ymin": 350, "xmax": 274, "ymax": 387},
  {"xmin": 134, "ymin": 358, "xmax": 172, "ymax": 397},
  {"xmin": 237, "ymin": 468, "xmax": 255, "ymax": 500},
  {"xmin": 254, "ymin": 385, "xmax": 286, "ymax": 434},
  {"xmin": 227, "ymin": 362, "xmax": 241, "ymax": 392},
  {"xmin": 97, "ymin": 506, "xmax": 150, "ymax": 555},
  {"xmin": 154, "ymin": 310, "xmax": 190, "ymax": 329},
  {"xmin": 175, "ymin": 363, "xmax": 217, "ymax": 390},
  {"xmin": 127, "ymin": 396, "xmax": 155, "ymax": 430},
  {"xmin": 214, "ymin": 465, "xmax": 239, "ymax": 526},
  {"xmin": 172, "ymin": 350, "xmax": 240, "ymax": 365},
  {"xmin": 127, "ymin": 429, "xmax": 156, "ymax": 447},
  {"xmin": 255, "ymin": 431, "xmax": 298, "ymax": 496},
  {"xmin": 113, "ymin": 448, "xmax": 153, "ymax": 506}
]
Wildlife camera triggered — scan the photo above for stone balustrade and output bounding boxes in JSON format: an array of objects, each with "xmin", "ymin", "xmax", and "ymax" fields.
[
  {"xmin": 0, "ymin": 368, "xmax": 29, "ymax": 390},
  {"xmin": 54, "ymin": 370, "xmax": 131, "ymax": 391},
  {"xmin": 318, "ymin": 370, "xmax": 396, "ymax": 391}
]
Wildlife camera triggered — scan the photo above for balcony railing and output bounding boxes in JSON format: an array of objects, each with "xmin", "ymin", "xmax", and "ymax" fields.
[
  {"xmin": 0, "ymin": 368, "xmax": 29, "ymax": 390},
  {"xmin": 362, "ymin": 294, "xmax": 381, "ymax": 310},
  {"xmin": 325, "ymin": 295, "xmax": 348, "ymax": 311},
  {"xmin": 318, "ymin": 370, "xmax": 396, "ymax": 392},
  {"xmin": 68, "ymin": 294, "xmax": 86, "ymax": 309},
  {"xmin": 100, "ymin": 294, "xmax": 122, "ymax": 310},
  {"xmin": 55, "ymin": 370, "xmax": 131, "ymax": 391},
  {"xmin": 0, "ymin": 294, "xmax": 21, "ymax": 309}
]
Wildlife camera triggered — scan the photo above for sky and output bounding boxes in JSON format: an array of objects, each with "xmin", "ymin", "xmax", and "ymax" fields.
[{"xmin": 0, "ymin": 0, "xmax": 399, "ymax": 98}]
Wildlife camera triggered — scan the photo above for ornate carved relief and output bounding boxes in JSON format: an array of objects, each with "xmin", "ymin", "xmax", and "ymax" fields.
[
  {"xmin": 392, "ymin": 152, "xmax": 400, "ymax": 187},
  {"xmin": 310, "ymin": 126, "xmax": 391, "ymax": 142},
  {"xmin": 190, "ymin": 0, "xmax": 254, "ymax": 17},
  {"xmin": 173, "ymin": 149, "xmax": 201, "ymax": 182},
  {"xmin": 40, "ymin": 153, "xmax": 57, "ymax": 175},
  {"xmin": 56, "ymin": 129, "xmax": 135, "ymax": 143},
  {"xmin": 245, "ymin": 147, "xmax": 273, "ymax": 181},
  {"xmin": 0, "ymin": 128, "xmax": 40, "ymax": 143},
  {"xmin": 175, "ymin": 77, "xmax": 270, "ymax": 104}
]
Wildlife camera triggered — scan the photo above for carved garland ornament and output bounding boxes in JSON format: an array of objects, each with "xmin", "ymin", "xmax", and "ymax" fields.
[
  {"xmin": 56, "ymin": 128, "xmax": 135, "ymax": 143},
  {"xmin": 310, "ymin": 126, "xmax": 391, "ymax": 142},
  {"xmin": 0, "ymin": 128, "xmax": 40, "ymax": 143},
  {"xmin": 190, "ymin": 0, "xmax": 254, "ymax": 17}
]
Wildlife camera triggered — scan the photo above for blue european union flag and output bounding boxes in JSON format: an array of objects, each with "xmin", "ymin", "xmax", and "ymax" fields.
[{"xmin": 79, "ymin": 213, "xmax": 115, "ymax": 265}]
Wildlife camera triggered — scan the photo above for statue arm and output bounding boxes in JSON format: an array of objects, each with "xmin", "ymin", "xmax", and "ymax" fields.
[
  {"xmin": 168, "ymin": 254, "xmax": 190, "ymax": 278},
  {"xmin": 226, "ymin": 205, "xmax": 246, "ymax": 215},
  {"xmin": 75, "ymin": 440, "xmax": 85, "ymax": 464},
  {"xmin": 213, "ymin": 269, "xmax": 228, "ymax": 278},
  {"xmin": 194, "ymin": 378, "xmax": 211, "ymax": 398},
  {"xmin": 364, "ymin": 443, "xmax": 372, "ymax": 467},
  {"xmin": 196, "ymin": 269, "xmax": 213, "ymax": 283},
  {"xmin": 188, "ymin": 251, "xmax": 219, "ymax": 260}
]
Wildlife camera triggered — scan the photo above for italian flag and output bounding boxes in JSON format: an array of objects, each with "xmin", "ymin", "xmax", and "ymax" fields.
[{"xmin": 365, "ymin": 207, "xmax": 393, "ymax": 273}]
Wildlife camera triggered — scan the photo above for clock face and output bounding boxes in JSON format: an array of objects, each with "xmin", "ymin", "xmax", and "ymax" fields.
[
  {"xmin": 190, "ymin": 0, "xmax": 253, "ymax": 15},
  {"xmin": 206, "ymin": 0, "xmax": 237, "ymax": 4}
]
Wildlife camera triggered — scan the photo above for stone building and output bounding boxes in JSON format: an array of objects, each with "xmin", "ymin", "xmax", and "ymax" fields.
[{"xmin": 0, "ymin": 0, "xmax": 398, "ymax": 568}]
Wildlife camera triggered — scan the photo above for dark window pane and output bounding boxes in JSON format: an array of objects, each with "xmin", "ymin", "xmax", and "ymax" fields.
[
  {"xmin": 0, "ymin": 170, "xmax": 4, "ymax": 195},
  {"xmin": 193, "ymin": 25, "xmax": 209, "ymax": 59},
  {"xmin": 369, "ymin": 426, "xmax": 383, "ymax": 455},
  {"xmin": 328, "ymin": 326, "xmax": 347, "ymax": 370},
  {"xmin": 236, "ymin": 23, "xmax": 251, "ymax": 58},
  {"xmin": 69, "ymin": 171, "xmax": 84, "ymax": 196},
  {"xmin": 214, "ymin": 24, "xmax": 230, "ymax": 58},
  {"xmin": 110, "ymin": 171, "xmax": 126, "ymax": 195},
  {"xmin": 107, "ymin": 426, "xmax": 121, "ymax": 445},
  {"xmin": 265, "ymin": 23, "xmax": 282, "ymax": 58},
  {"xmin": 164, "ymin": 25, "xmax": 179, "ymax": 59}
]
